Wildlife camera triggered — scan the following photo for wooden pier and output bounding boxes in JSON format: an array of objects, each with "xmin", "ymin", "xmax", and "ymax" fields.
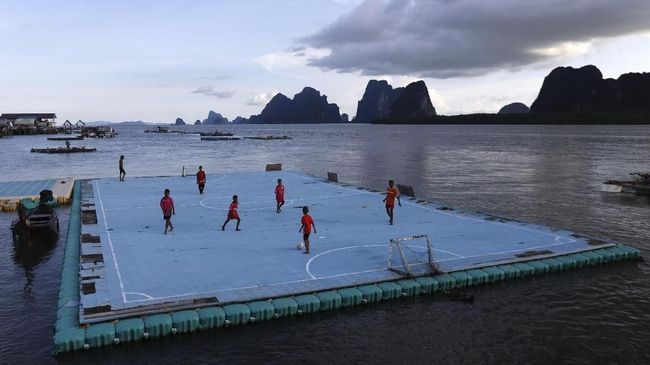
[{"xmin": 0, "ymin": 178, "xmax": 75, "ymax": 211}]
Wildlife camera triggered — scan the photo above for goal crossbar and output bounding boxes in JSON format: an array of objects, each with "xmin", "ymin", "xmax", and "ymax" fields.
[{"xmin": 387, "ymin": 234, "xmax": 441, "ymax": 277}]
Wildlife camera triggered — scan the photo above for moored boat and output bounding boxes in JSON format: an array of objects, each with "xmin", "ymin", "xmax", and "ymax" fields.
[
  {"xmin": 200, "ymin": 130, "xmax": 234, "ymax": 137},
  {"xmin": 601, "ymin": 172, "xmax": 650, "ymax": 196},
  {"xmin": 47, "ymin": 135, "xmax": 84, "ymax": 141},
  {"xmin": 243, "ymin": 135, "xmax": 291, "ymax": 140},
  {"xmin": 200, "ymin": 136, "xmax": 241, "ymax": 141},
  {"xmin": 31, "ymin": 146, "xmax": 96, "ymax": 153},
  {"xmin": 144, "ymin": 126, "xmax": 169, "ymax": 133},
  {"xmin": 12, "ymin": 190, "xmax": 60, "ymax": 237}
]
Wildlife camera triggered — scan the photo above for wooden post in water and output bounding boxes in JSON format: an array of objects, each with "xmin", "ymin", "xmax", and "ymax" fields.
[{"xmin": 397, "ymin": 184, "xmax": 415, "ymax": 197}]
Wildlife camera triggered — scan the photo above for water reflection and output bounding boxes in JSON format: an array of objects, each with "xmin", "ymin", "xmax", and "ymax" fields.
[
  {"xmin": 600, "ymin": 192, "xmax": 650, "ymax": 207},
  {"xmin": 11, "ymin": 224, "xmax": 58, "ymax": 294}
]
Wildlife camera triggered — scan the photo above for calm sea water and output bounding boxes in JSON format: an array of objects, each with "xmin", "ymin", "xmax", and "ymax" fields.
[{"xmin": 0, "ymin": 124, "xmax": 649, "ymax": 364}]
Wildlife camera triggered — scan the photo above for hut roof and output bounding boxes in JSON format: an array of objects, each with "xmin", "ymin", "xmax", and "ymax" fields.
[{"xmin": 0, "ymin": 113, "xmax": 56, "ymax": 120}]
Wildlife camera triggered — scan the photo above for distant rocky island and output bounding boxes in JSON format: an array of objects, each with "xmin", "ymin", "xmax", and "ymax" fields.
[
  {"xmin": 530, "ymin": 65, "xmax": 650, "ymax": 113},
  {"xmin": 355, "ymin": 80, "xmax": 436, "ymax": 123},
  {"xmin": 247, "ymin": 87, "xmax": 343, "ymax": 124},
  {"xmin": 148, "ymin": 65, "xmax": 650, "ymax": 126},
  {"xmin": 232, "ymin": 116, "xmax": 248, "ymax": 124},
  {"xmin": 498, "ymin": 102, "xmax": 529, "ymax": 114},
  {"xmin": 376, "ymin": 65, "xmax": 650, "ymax": 124},
  {"xmin": 202, "ymin": 111, "xmax": 229, "ymax": 125}
]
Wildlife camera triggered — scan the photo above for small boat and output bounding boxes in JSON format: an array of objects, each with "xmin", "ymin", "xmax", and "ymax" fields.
[
  {"xmin": 144, "ymin": 126, "xmax": 169, "ymax": 133},
  {"xmin": 602, "ymin": 172, "xmax": 650, "ymax": 196},
  {"xmin": 200, "ymin": 130, "xmax": 234, "ymax": 137},
  {"xmin": 200, "ymin": 136, "xmax": 241, "ymax": 141},
  {"xmin": 12, "ymin": 190, "xmax": 60, "ymax": 237},
  {"xmin": 31, "ymin": 146, "xmax": 96, "ymax": 153},
  {"xmin": 83, "ymin": 126, "xmax": 115, "ymax": 138},
  {"xmin": 47, "ymin": 135, "xmax": 84, "ymax": 141},
  {"xmin": 243, "ymin": 135, "xmax": 291, "ymax": 140}
]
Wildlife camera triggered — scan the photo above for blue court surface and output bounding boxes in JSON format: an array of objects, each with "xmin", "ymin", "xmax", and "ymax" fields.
[
  {"xmin": 0, "ymin": 178, "xmax": 58, "ymax": 198},
  {"xmin": 87, "ymin": 171, "xmax": 604, "ymax": 314}
]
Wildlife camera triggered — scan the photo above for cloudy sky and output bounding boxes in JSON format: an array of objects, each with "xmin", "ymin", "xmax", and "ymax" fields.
[{"xmin": 2, "ymin": 0, "xmax": 650, "ymax": 123}]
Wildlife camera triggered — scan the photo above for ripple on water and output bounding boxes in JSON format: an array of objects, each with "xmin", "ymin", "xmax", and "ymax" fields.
[{"xmin": 1, "ymin": 124, "xmax": 649, "ymax": 364}]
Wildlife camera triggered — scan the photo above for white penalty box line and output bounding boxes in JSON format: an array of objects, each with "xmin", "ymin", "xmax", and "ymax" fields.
[{"xmin": 121, "ymin": 237, "xmax": 577, "ymax": 304}]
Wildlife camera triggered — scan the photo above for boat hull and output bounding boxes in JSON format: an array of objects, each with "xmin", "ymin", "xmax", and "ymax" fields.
[{"xmin": 601, "ymin": 181, "xmax": 650, "ymax": 196}]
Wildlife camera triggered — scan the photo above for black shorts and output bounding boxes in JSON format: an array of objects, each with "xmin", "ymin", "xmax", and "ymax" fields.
[
  {"xmin": 163, "ymin": 215, "xmax": 171, "ymax": 220},
  {"xmin": 303, "ymin": 233, "xmax": 310, "ymax": 241}
]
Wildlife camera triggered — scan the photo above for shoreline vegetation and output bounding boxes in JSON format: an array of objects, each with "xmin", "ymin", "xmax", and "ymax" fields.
[{"xmin": 373, "ymin": 111, "xmax": 650, "ymax": 125}]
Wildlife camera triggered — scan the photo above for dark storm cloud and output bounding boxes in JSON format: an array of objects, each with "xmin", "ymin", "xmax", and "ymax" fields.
[
  {"xmin": 191, "ymin": 86, "xmax": 235, "ymax": 98},
  {"xmin": 301, "ymin": 0, "xmax": 650, "ymax": 78}
]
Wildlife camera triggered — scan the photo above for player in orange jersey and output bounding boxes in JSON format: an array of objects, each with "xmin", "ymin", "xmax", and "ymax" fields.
[
  {"xmin": 275, "ymin": 179, "xmax": 285, "ymax": 213},
  {"xmin": 382, "ymin": 180, "xmax": 401, "ymax": 225},
  {"xmin": 221, "ymin": 195, "xmax": 241, "ymax": 231}
]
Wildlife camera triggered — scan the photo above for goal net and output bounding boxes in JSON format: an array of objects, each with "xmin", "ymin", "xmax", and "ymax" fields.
[
  {"xmin": 181, "ymin": 164, "xmax": 202, "ymax": 177},
  {"xmin": 387, "ymin": 234, "xmax": 441, "ymax": 277}
]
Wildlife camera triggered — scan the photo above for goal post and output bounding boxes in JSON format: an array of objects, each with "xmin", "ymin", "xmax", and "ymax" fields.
[
  {"xmin": 181, "ymin": 164, "xmax": 201, "ymax": 177},
  {"xmin": 387, "ymin": 234, "xmax": 441, "ymax": 277}
]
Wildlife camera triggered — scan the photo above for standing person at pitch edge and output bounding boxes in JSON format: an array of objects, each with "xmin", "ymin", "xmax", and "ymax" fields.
[
  {"xmin": 119, "ymin": 155, "xmax": 126, "ymax": 181},
  {"xmin": 275, "ymin": 178, "xmax": 285, "ymax": 213},
  {"xmin": 222, "ymin": 195, "xmax": 241, "ymax": 231},
  {"xmin": 383, "ymin": 180, "xmax": 401, "ymax": 225},
  {"xmin": 196, "ymin": 166, "xmax": 206, "ymax": 194},
  {"xmin": 160, "ymin": 188, "xmax": 175, "ymax": 234}
]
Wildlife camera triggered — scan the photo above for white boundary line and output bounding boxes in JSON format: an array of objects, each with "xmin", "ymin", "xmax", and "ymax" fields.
[
  {"xmin": 104, "ymin": 203, "xmax": 201, "ymax": 211},
  {"xmin": 288, "ymin": 172, "xmax": 578, "ymax": 245},
  {"xmin": 94, "ymin": 180, "xmax": 128, "ymax": 303},
  {"xmin": 305, "ymin": 244, "xmax": 465, "ymax": 280},
  {"xmin": 125, "ymin": 291, "xmax": 155, "ymax": 300},
  {"xmin": 121, "ymin": 238, "xmax": 580, "ymax": 305},
  {"xmin": 199, "ymin": 197, "xmax": 296, "ymax": 211},
  {"xmin": 101, "ymin": 172, "xmax": 583, "ymax": 306},
  {"xmin": 440, "ymin": 240, "xmax": 572, "ymax": 263}
]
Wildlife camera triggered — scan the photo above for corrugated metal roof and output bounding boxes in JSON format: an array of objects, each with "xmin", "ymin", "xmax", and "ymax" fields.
[{"xmin": 0, "ymin": 113, "xmax": 57, "ymax": 120}]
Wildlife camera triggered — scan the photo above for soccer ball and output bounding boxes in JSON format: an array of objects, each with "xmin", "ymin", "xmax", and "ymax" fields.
[{"xmin": 296, "ymin": 241, "xmax": 305, "ymax": 250}]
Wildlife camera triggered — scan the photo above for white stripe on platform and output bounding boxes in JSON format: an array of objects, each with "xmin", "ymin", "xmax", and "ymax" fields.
[{"xmin": 95, "ymin": 180, "xmax": 128, "ymax": 303}]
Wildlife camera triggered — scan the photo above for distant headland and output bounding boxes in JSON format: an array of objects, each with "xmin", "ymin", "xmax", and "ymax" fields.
[
  {"xmin": 216, "ymin": 64, "xmax": 650, "ymax": 125},
  {"xmin": 5, "ymin": 65, "xmax": 648, "ymax": 127},
  {"xmin": 375, "ymin": 65, "xmax": 650, "ymax": 124}
]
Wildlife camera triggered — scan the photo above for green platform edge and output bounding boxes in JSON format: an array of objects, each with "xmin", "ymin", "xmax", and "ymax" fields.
[{"xmin": 52, "ymin": 181, "xmax": 644, "ymax": 354}]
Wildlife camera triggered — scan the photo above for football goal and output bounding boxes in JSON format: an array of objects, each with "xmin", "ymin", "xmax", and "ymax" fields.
[
  {"xmin": 387, "ymin": 234, "xmax": 441, "ymax": 277},
  {"xmin": 181, "ymin": 164, "xmax": 202, "ymax": 177}
]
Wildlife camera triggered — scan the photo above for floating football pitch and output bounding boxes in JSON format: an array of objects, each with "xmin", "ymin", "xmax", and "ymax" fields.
[{"xmin": 83, "ymin": 171, "xmax": 605, "ymax": 321}]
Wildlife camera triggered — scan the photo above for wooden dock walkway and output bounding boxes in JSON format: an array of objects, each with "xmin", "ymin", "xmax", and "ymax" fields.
[{"xmin": 0, "ymin": 178, "xmax": 75, "ymax": 211}]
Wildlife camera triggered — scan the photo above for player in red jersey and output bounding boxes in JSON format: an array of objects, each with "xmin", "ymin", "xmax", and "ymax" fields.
[
  {"xmin": 382, "ymin": 180, "xmax": 401, "ymax": 225},
  {"xmin": 196, "ymin": 166, "xmax": 206, "ymax": 194},
  {"xmin": 275, "ymin": 179, "xmax": 285, "ymax": 213},
  {"xmin": 299, "ymin": 206, "xmax": 317, "ymax": 254},
  {"xmin": 221, "ymin": 195, "xmax": 241, "ymax": 231},
  {"xmin": 160, "ymin": 188, "xmax": 175, "ymax": 234}
]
